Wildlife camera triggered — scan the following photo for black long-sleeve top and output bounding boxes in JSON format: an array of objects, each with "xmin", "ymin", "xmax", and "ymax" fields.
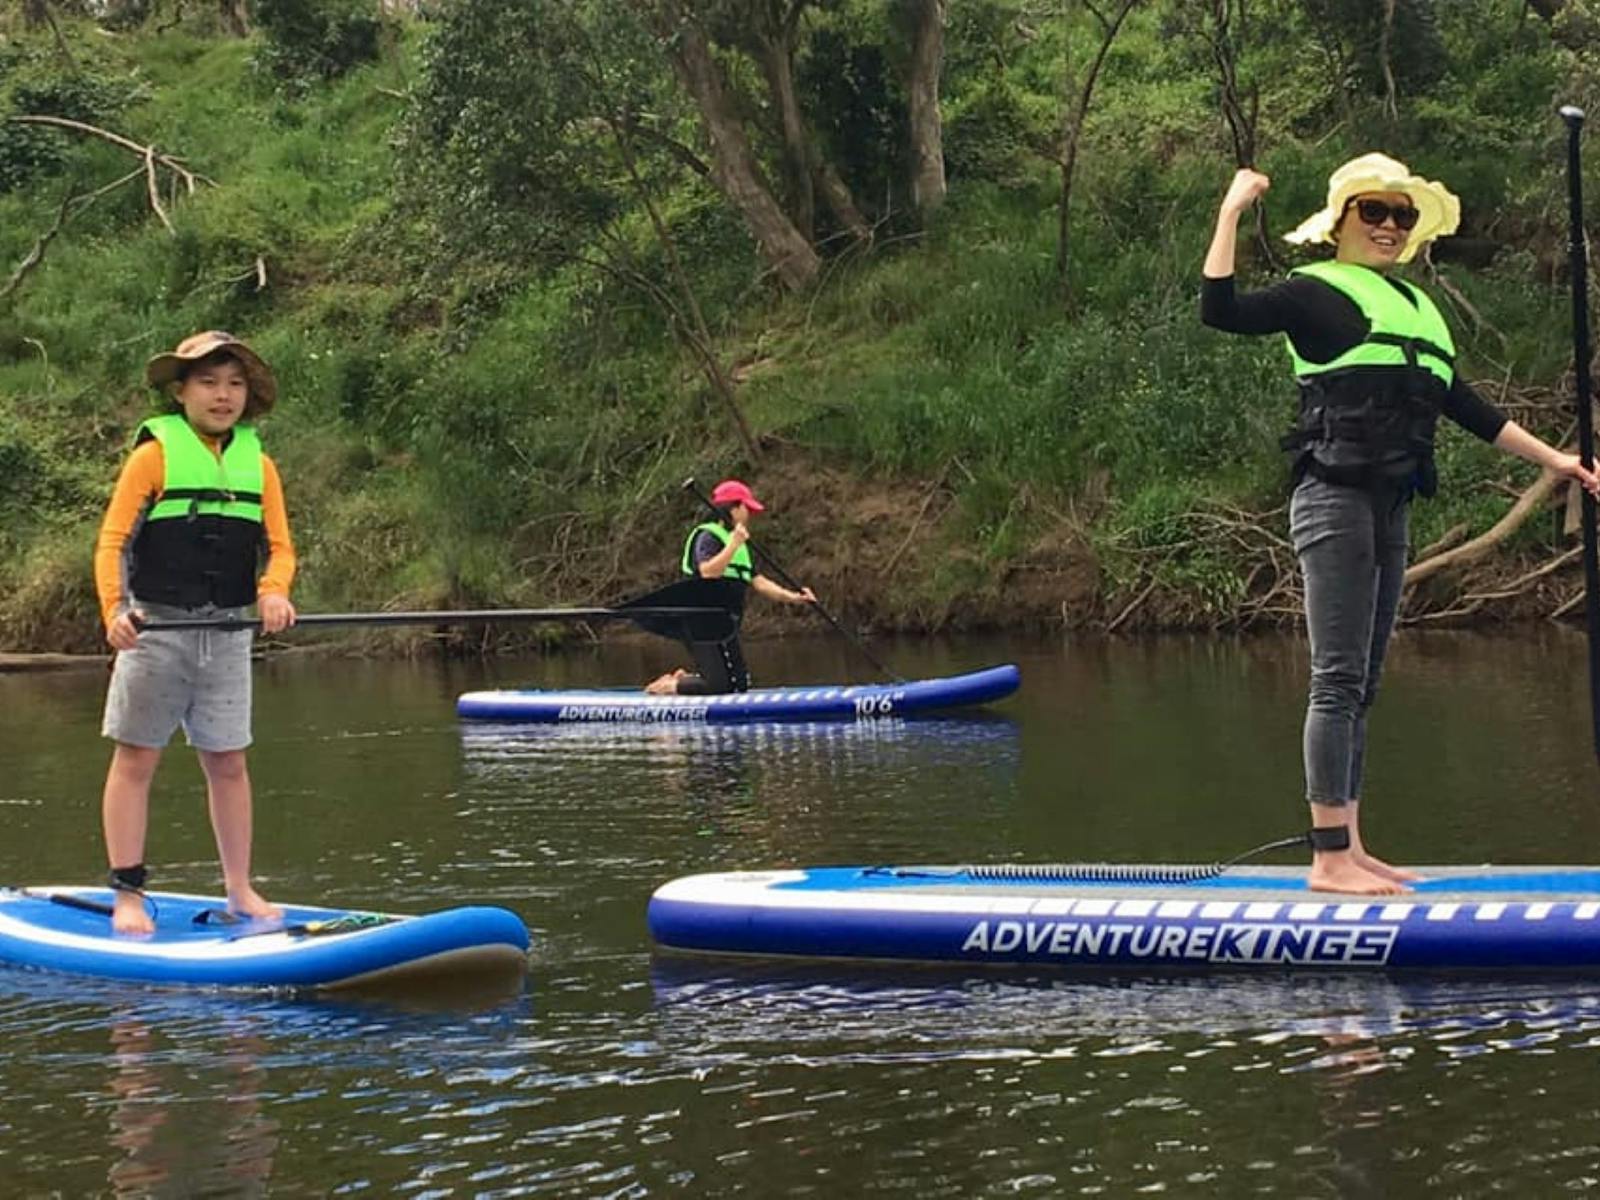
[{"xmin": 1199, "ymin": 274, "xmax": 1507, "ymax": 444}]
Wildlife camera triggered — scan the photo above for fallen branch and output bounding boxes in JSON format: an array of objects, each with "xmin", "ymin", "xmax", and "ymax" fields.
[
  {"xmin": 1, "ymin": 167, "xmax": 143, "ymax": 303},
  {"xmin": 1414, "ymin": 522, "xmax": 1470, "ymax": 561},
  {"xmin": 7, "ymin": 116, "xmax": 210, "ymax": 237},
  {"xmin": 1404, "ymin": 466, "xmax": 1565, "ymax": 585},
  {"xmin": 0, "ymin": 188, "xmax": 73, "ymax": 303},
  {"xmin": 1106, "ymin": 577, "xmax": 1157, "ymax": 634}
]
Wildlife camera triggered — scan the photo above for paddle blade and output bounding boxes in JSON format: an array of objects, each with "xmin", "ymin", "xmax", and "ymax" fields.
[{"xmin": 619, "ymin": 578, "xmax": 743, "ymax": 642}]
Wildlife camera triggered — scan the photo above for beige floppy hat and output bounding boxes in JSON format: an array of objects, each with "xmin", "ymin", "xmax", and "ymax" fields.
[
  {"xmin": 1284, "ymin": 152, "xmax": 1460, "ymax": 264},
  {"xmin": 145, "ymin": 330, "xmax": 277, "ymax": 416}
]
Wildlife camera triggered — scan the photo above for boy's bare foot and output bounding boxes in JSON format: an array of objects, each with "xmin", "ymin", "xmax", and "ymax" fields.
[
  {"xmin": 112, "ymin": 889, "xmax": 155, "ymax": 936},
  {"xmin": 228, "ymin": 885, "xmax": 282, "ymax": 923},
  {"xmin": 1307, "ymin": 856, "xmax": 1407, "ymax": 896}
]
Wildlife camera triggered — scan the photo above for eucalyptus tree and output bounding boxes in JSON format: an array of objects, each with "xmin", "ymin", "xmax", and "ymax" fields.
[
  {"xmin": 701, "ymin": 0, "xmax": 872, "ymax": 244},
  {"xmin": 402, "ymin": 0, "xmax": 760, "ymax": 456}
]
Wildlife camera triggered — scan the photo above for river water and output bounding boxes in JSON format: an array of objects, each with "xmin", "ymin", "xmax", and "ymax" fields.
[{"xmin": 4, "ymin": 629, "xmax": 1600, "ymax": 1195}]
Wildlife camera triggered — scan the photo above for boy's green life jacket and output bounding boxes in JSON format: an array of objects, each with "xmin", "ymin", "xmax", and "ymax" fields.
[
  {"xmin": 681, "ymin": 522, "xmax": 755, "ymax": 583},
  {"xmin": 129, "ymin": 413, "xmax": 266, "ymax": 609},
  {"xmin": 1281, "ymin": 260, "xmax": 1457, "ymax": 495}
]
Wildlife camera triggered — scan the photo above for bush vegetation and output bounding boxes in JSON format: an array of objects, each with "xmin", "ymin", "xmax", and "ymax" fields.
[{"xmin": 3, "ymin": 0, "xmax": 1600, "ymax": 651}]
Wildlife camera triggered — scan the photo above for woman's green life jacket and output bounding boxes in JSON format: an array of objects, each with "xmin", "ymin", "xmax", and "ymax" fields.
[
  {"xmin": 128, "ymin": 413, "xmax": 266, "ymax": 609},
  {"xmin": 1281, "ymin": 260, "xmax": 1457, "ymax": 495},
  {"xmin": 681, "ymin": 522, "xmax": 755, "ymax": 583}
]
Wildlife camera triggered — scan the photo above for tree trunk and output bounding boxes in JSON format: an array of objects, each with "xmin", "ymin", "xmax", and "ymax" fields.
[
  {"xmin": 813, "ymin": 160, "xmax": 872, "ymax": 243},
  {"xmin": 653, "ymin": 1, "xmax": 820, "ymax": 291},
  {"xmin": 218, "ymin": 0, "xmax": 249, "ymax": 37},
  {"xmin": 23, "ymin": 0, "xmax": 50, "ymax": 28},
  {"xmin": 752, "ymin": 2, "xmax": 871, "ymax": 245},
  {"xmin": 905, "ymin": 0, "xmax": 947, "ymax": 214},
  {"xmin": 1055, "ymin": 0, "xmax": 1139, "ymax": 294},
  {"xmin": 757, "ymin": 34, "xmax": 817, "ymax": 242}
]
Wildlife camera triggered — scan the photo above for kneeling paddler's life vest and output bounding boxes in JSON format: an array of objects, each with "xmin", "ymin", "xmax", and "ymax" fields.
[
  {"xmin": 681, "ymin": 522, "xmax": 755, "ymax": 584},
  {"xmin": 128, "ymin": 413, "xmax": 265, "ymax": 609},
  {"xmin": 1280, "ymin": 260, "xmax": 1455, "ymax": 496}
]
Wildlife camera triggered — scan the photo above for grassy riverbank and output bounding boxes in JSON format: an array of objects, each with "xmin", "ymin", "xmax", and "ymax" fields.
[{"xmin": 1, "ymin": 5, "xmax": 1595, "ymax": 654}]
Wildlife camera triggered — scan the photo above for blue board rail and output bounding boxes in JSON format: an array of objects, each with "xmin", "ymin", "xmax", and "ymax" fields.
[
  {"xmin": 457, "ymin": 663, "xmax": 1020, "ymax": 724},
  {"xmin": 0, "ymin": 888, "xmax": 530, "ymax": 990},
  {"xmin": 648, "ymin": 865, "xmax": 1600, "ymax": 972}
]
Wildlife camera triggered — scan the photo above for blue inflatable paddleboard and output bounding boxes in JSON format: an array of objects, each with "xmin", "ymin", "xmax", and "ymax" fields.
[
  {"xmin": 457, "ymin": 663, "xmax": 1020, "ymax": 724},
  {"xmin": 648, "ymin": 864, "xmax": 1600, "ymax": 972},
  {"xmin": 0, "ymin": 888, "xmax": 530, "ymax": 990}
]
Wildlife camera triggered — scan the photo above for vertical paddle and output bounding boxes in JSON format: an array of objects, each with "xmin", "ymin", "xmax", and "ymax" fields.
[
  {"xmin": 682, "ymin": 477, "xmax": 904, "ymax": 682},
  {"xmin": 1561, "ymin": 104, "xmax": 1600, "ymax": 766}
]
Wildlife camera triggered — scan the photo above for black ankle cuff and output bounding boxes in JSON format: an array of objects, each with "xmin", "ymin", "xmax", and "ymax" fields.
[
  {"xmin": 109, "ymin": 864, "xmax": 148, "ymax": 893},
  {"xmin": 1307, "ymin": 826, "xmax": 1351, "ymax": 852}
]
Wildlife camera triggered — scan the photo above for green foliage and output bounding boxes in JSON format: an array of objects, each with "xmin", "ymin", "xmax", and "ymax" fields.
[
  {"xmin": 8, "ymin": 1, "xmax": 1600, "ymax": 647},
  {"xmin": 0, "ymin": 40, "xmax": 147, "ymax": 192},
  {"xmin": 250, "ymin": 0, "xmax": 388, "ymax": 89}
]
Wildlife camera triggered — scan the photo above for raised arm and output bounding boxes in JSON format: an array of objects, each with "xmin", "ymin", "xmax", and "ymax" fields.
[{"xmin": 1204, "ymin": 168, "xmax": 1271, "ymax": 279}]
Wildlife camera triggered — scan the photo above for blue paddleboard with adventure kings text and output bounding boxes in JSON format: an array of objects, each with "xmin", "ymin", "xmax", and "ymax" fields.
[
  {"xmin": 457, "ymin": 663, "xmax": 1020, "ymax": 724},
  {"xmin": 648, "ymin": 865, "xmax": 1600, "ymax": 972},
  {"xmin": 0, "ymin": 888, "xmax": 530, "ymax": 990}
]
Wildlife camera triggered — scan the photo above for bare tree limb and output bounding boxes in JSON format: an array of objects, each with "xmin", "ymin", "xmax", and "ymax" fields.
[
  {"xmin": 9, "ymin": 115, "xmax": 208, "ymax": 194},
  {"xmin": 1405, "ymin": 466, "xmax": 1565, "ymax": 585},
  {"xmin": 0, "ymin": 189, "xmax": 73, "ymax": 303}
]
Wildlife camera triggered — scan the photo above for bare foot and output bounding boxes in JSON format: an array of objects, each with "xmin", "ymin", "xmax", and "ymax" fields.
[
  {"xmin": 112, "ymin": 889, "xmax": 154, "ymax": 936},
  {"xmin": 228, "ymin": 885, "xmax": 282, "ymax": 923},
  {"xmin": 644, "ymin": 669, "xmax": 687, "ymax": 696},
  {"xmin": 1306, "ymin": 857, "xmax": 1407, "ymax": 896},
  {"xmin": 1352, "ymin": 850, "xmax": 1423, "ymax": 884}
]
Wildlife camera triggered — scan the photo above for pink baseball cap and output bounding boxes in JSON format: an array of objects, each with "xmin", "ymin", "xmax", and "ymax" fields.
[{"xmin": 710, "ymin": 479, "xmax": 765, "ymax": 512}]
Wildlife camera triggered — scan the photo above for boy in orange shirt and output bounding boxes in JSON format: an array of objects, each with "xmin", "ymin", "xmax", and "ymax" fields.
[{"xmin": 94, "ymin": 331, "xmax": 297, "ymax": 935}]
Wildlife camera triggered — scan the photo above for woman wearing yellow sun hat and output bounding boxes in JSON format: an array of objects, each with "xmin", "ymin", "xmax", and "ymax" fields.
[{"xmin": 1201, "ymin": 153, "xmax": 1600, "ymax": 897}]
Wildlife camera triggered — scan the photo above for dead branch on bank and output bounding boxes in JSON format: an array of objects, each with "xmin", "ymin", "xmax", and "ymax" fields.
[
  {"xmin": 1404, "ymin": 466, "xmax": 1564, "ymax": 587},
  {"xmin": 1102, "ymin": 497, "xmax": 1298, "ymax": 631},
  {"xmin": 1, "ymin": 166, "xmax": 145, "ymax": 303},
  {"xmin": 7, "ymin": 115, "xmax": 210, "ymax": 235}
]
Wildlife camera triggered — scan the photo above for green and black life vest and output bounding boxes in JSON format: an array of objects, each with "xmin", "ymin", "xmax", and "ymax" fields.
[
  {"xmin": 681, "ymin": 521, "xmax": 754, "ymax": 584},
  {"xmin": 1281, "ymin": 260, "xmax": 1455, "ymax": 495},
  {"xmin": 128, "ymin": 413, "xmax": 265, "ymax": 609}
]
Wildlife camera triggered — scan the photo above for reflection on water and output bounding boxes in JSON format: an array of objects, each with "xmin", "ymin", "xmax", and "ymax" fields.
[
  {"xmin": 461, "ymin": 715, "xmax": 1021, "ymax": 781},
  {"xmin": 648, "ymin": 955, "xmax": 1600, "ymax": 1055},
  {"xmin": 105, "ymin": 1014, "xmax": 277, "ymax": 1198}
]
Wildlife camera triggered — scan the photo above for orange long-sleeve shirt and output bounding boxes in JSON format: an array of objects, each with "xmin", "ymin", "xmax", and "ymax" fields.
[{"xmin": 94, "ymin": 437, "xmax": 296, "ymax": 627}]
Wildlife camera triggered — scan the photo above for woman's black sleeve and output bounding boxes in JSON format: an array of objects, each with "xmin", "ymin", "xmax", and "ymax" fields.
[
  {"xmin": 1441, "ymin": 377, "xmax": 1508, "ymax": 444},
  {"xmin": 1200, "ymin": 275, "xmax": 1365, "ymax": 364}
]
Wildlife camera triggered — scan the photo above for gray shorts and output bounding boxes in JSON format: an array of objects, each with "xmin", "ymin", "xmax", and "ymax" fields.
[{"xmin": 101, "ymin": 601, "xmax": 255, "ymax": 752}]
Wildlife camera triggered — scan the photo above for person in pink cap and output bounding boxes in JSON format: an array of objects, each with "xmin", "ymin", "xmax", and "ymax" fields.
[{"xmin": 646, "ymin": 478, "xmax": 816, "ymax": 694}]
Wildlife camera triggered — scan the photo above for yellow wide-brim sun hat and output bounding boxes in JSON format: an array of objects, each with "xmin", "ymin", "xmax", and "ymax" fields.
[{"xmin": 1283, "ymin": 152, "xmax": 1460, "ymax": 264}]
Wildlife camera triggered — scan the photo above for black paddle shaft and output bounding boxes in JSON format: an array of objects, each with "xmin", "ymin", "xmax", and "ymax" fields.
[
  {"xmin": 1561, "ymin": 105, "xmax": 1600, "ymax": 766},
  {"xmin": 131, "ymin": 578, "xmax": 743, "ymax": 644},
  {"xmin": 681, "ymin": 477, "xmax": 903, "ymax": 682}
]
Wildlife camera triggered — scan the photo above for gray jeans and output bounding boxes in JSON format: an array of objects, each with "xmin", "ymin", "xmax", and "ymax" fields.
[{"xmin": 1289, "ymin": 476, "xmax": 1410, "ymax": 805}]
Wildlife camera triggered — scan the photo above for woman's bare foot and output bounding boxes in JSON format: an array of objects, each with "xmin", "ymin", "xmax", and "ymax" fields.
[
  {"xmin": 112, "ymin": 889, "xmax": 155, "ymax": 936},
  {"xmin": 1352, "ymin": 850, "xmax": 1423, "ymax": 884},
  {"xmin": 1307, "ymin": 854, "xmax": 1407, "ymax": 896},
  {"xmin": 228, "ymin": 885, "xmax": 282, "ymax": 923}
]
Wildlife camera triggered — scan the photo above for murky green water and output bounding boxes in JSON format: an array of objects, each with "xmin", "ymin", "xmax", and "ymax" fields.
[{"xmin": 5, "ymin": 629, "xmax": 1600, "ymax": 1195}]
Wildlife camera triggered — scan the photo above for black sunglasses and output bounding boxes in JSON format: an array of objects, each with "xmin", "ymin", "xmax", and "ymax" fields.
[{"xmin": 1347, "ymin": 198, "xmax": 1420, "ymax": 231}]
